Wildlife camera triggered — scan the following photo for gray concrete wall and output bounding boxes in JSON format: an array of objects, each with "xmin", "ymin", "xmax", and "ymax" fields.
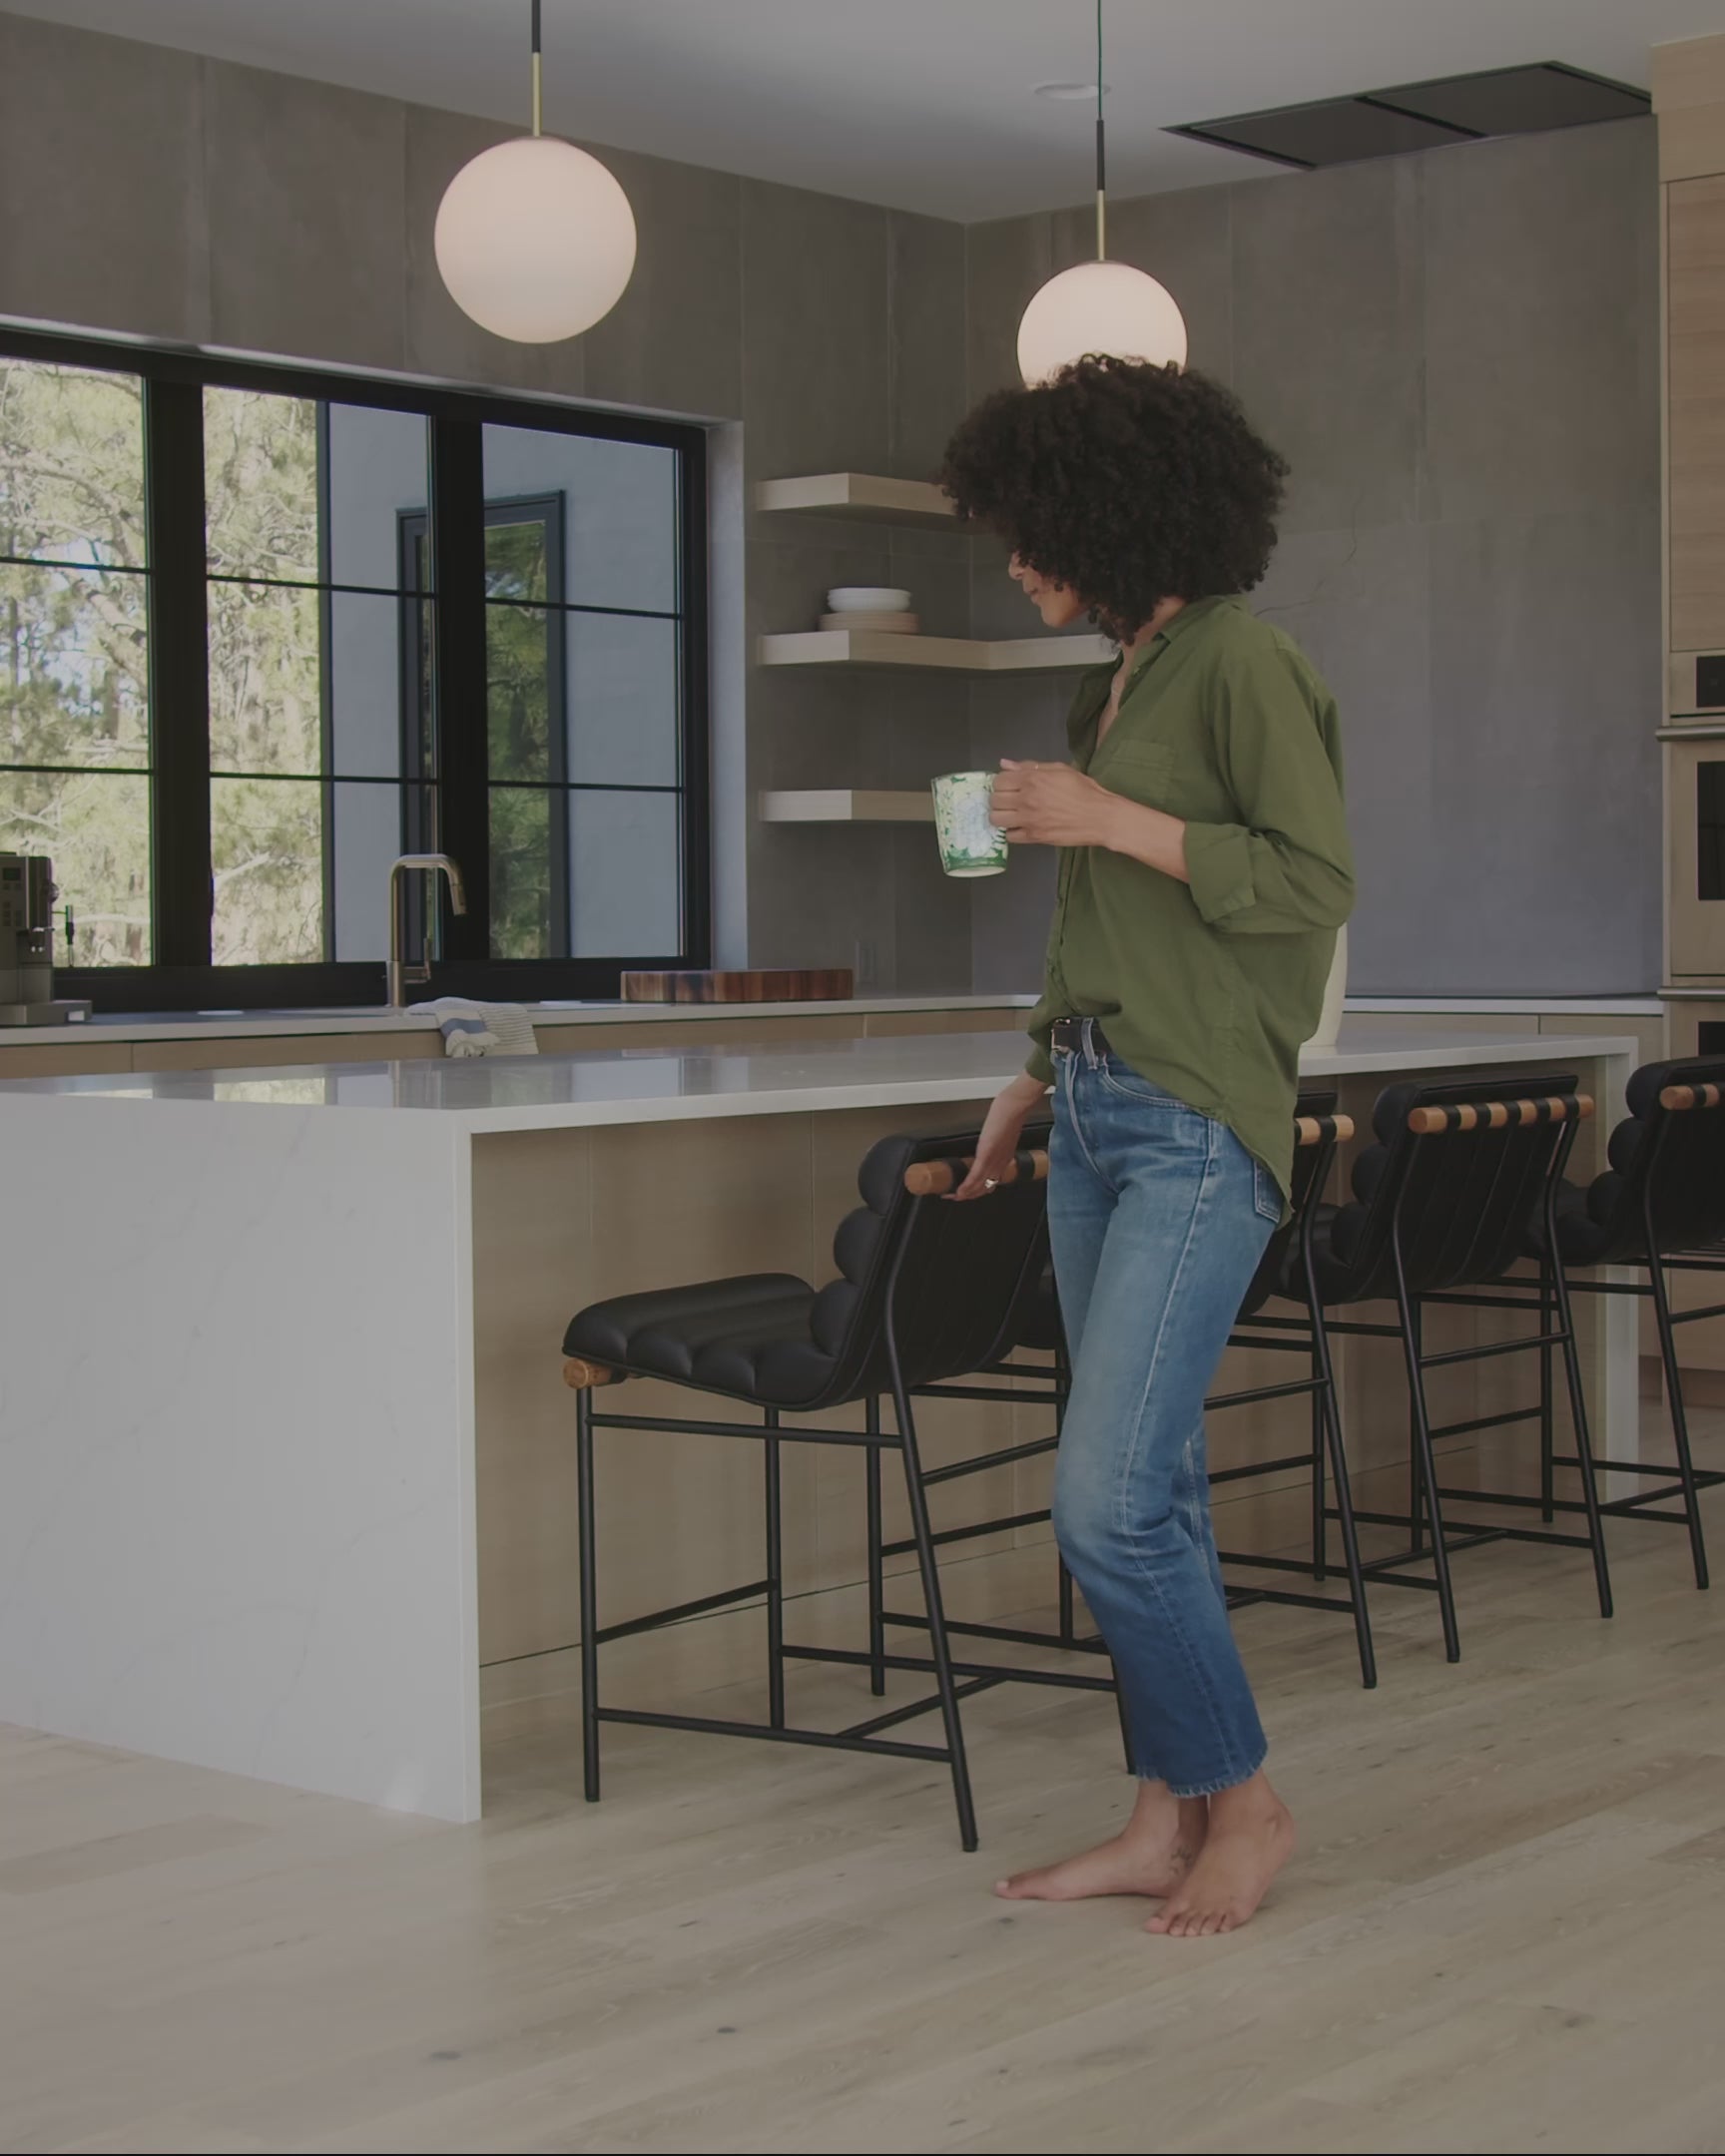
[
  {"xmin": 0, "ymin": 7, "xmax": 976, "ymax": 992},
  {"xmin": 965, "ymin": 120, "xmax": 1663, "ymax": 998},
  {"xmin": 0, "ymin": 10, "xmax": 1662, "ymax": 1000}
]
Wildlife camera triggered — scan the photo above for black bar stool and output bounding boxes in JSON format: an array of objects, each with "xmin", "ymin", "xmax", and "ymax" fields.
[
  {"xmin": 1211, "ymin": 1097, "xmax": 1377, "ymax": 1688},
  {"xmin": 560, "ymin": 1126, "xmax": 1115, "ymax": 1852},
  {"xmin": 1528, "ymin": 1056, "xmax": 1725, "ymax": 1588},
  {"xmin": 890, "ymin": 1094, "xmax": 1378, "ymax": 1689},
  {"xmin": 1295, "ymin": 1074, "xmax": 1611, "ymax": 1661}
]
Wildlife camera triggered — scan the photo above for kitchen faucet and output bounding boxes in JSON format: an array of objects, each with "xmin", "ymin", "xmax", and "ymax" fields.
[{"xmin": 387, "ymin": 854, "xmax": 467, "ymax": 1009}]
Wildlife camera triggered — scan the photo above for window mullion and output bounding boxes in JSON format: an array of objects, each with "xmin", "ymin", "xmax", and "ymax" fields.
[
  {"xmin": 143, "ymin": 379, "xmax": 212, "ymax": 967},
  {"xmin": 428, "ymin": 416, "xmax": 489, "ymax": 966}
]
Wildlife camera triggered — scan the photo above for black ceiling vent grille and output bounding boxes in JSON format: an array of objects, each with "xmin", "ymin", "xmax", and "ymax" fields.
[{"xmin": 1168, "ymin": 61, "xmax": 1651, "ymax": 173}]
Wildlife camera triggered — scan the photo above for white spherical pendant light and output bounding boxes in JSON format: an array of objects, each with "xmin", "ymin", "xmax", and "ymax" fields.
[
  {"xmin": 435, "ymin": 1, "xmax": 637, "ymax": 345},
  {"xmin": 1016, "ymin": 3, "xmax": 1187, "ymax": 384},
  {"xmin": 436, "ymin": 136, "xmax": 636, "ymax": 344},
  {"xmin": 1016, "ymin": 258, "xmax": 1187, "ymax": 382}
]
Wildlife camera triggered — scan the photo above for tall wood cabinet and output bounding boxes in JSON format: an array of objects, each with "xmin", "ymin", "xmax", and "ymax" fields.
[{"xmin": 1658, "ymin": 42, "xmax": 1725, "ymax": 1032}]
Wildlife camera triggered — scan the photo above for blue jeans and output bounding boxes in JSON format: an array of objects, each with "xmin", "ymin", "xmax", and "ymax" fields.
[{"xmin": 1049, "ymin": 1025, "xmax": 1280, "ymax": 1798}]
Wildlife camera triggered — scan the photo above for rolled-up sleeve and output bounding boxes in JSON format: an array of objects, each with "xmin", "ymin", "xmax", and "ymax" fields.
[{"xmin": 1182, "ymin": 647, "xmax": 1355, "ymax": 935}]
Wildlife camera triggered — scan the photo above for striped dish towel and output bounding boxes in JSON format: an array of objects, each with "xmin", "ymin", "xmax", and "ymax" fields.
[{"xmin": 409, "ymin": 997, "xmax": 540, "ymax": 1057}]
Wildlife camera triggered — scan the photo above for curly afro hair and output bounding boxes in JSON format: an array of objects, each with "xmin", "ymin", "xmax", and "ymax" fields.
[{"xmin": 937, "ymin": 357, "xmax": 1289, "ymax": 641}]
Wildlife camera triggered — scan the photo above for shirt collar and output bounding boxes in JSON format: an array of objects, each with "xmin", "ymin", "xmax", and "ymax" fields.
[{"xmin": 1065, "ymin": 594, "xmax": 1241, "ymax": 746}]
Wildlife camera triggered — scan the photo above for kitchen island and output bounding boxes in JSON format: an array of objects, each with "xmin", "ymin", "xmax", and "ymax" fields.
[{"xmin": 0, "ymin": 1027, "xmax": 1638, "ymax": 1821}]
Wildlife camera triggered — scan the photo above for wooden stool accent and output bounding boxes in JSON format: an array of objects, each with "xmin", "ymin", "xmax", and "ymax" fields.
[
  {"xmin": 563, "ymin": 1356, "xmax": 626, "ymax": 1391},
  {"xmin": 1659, "ymin": 1081, "xmax": 1725, "ymax": 1111},
  {"xmin": 1408, "ymin": 1094, "xmax": 1593, "ymax": 1136},
  {"xmin": 1296, "ymin": 1112, "xmax": 1354, "ymax": 1149},
  {"xmin": 903, "ymin": 1148, "xmax": 1050, "ymax": 1198}
]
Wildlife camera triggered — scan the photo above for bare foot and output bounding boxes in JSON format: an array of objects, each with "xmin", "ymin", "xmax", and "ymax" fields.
[
  {"xmin": 996, "ymin": 1783, "xmax": 1207, "ymax": 1902},
  {"xmin": 1145, "ymin": 1775, "xmax": 1294, "ymax": 1938}
]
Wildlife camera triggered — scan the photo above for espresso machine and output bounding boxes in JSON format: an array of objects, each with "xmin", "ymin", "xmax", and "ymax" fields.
[{"xmin": 0, "ymin": 854, "xmax": 91, "ymax": 1026}]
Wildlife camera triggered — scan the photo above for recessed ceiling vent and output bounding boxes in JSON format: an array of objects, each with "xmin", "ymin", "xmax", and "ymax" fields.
[{"xmin": 1167, "ymin": 60, "xmax": 1650, "ymax": 172}]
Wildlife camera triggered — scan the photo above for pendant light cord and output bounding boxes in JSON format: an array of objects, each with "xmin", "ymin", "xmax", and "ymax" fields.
[
  {"xmin": 531, "ymin": 0, "xmax": 543, "ymax": 137},
  {"xmin": 1094, "ymin": 0, "xmax": 1106, "ymax": 261}
]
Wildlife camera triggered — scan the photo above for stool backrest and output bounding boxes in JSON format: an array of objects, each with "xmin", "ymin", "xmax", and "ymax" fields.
[
  {"xmin": 1238, "ymin": 1089, "xmax": 1344, "ymax": 1318},
  {"xmin": 1329, "ymin": 1073, "xmax": 1586, "ymax": 1300},
  {"xmin": 1587, "ymin": 1057, "xmax": 1725, "ymax": 1262},
  {"xmin": 809, "ymin": 1126, "xmax": 1052, "ymax": 1407}
]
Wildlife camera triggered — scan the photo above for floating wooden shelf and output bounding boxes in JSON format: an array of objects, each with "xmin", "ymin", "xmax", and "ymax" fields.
[
  {"xmin": 759, "ymin": 629, "xmax": 1113, "ymax": 674},
  {"xmin": 754, "ymin": 472, "xmax": 956, "ymax": 527},
  {"xmin": 759, "ymin": 790, "xmax": 934, "ymax": 824}
]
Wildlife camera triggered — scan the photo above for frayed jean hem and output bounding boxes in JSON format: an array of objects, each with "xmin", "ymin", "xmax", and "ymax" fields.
[{"xmin": 1135, "ymin": 1751, "xmax": 1268, "ymax": 1801}]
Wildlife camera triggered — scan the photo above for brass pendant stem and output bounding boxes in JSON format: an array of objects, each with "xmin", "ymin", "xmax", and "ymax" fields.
[{"xmin": 530, "ymin": 0, "xmax": 543, "ymax": 136}]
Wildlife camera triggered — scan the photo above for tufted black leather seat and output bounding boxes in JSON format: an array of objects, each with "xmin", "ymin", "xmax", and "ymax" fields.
[
  {"xmin": 564, "ymin": 1126, "xmax": 1052, "ymax": 1413},
  {"xmin": 1531, "ymin": 1057, "xmax": 1725, "ymax": 1271}
]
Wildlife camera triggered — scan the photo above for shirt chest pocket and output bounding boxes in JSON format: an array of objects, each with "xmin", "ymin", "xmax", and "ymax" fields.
[{"xmin": 1098, "ymin": 739, "xmax": 1177, "ymax": 809}]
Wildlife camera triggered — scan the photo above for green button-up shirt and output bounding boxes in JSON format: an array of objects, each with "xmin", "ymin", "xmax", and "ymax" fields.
[{"xmin": 1026, "ymin": 594, "xmax": 1354, "ymax": 1209}]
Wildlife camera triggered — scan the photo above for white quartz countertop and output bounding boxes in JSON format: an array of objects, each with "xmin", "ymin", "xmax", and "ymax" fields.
[
  {"xmin": 0, "ymin": 1025, "xmax": 1642, "ymax": 1137},
  {"xmin": 0, "ymin": 991, "xmax": 1661, "ymax": 1050},
  {"xmin": 0, "ymin": 991, "xmax": 1038, "ymax": 1049}
]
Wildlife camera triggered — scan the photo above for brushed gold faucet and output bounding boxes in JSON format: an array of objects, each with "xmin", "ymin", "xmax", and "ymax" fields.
[{"xmin": 387, "ymin": 854, "xmax": 467, "ymax": 1008}]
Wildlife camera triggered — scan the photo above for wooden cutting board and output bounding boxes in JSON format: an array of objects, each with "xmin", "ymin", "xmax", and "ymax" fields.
[{"xmin": 621, "ymin": 967, "xmax": 856, "ymax": 1004}]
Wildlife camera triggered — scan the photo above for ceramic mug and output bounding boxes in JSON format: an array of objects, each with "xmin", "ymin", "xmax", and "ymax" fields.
[{"xmin": 931, "ymin": 771, "xmax": 1009, "ymax": 878}]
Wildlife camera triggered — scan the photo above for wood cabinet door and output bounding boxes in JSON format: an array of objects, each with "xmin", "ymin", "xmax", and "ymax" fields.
[{"xmin": 1670, "ymin": 176, "xmax": 1725, "ymax": 655}]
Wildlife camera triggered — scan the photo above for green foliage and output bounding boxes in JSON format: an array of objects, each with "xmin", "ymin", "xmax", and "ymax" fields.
[
  {"xmin": 0, "ymin": 362, "xmax": 151, "ymax": 962},
  {"xmin": 202, "ymin": 390, "xmax": 325, "ymax": 962},
  {"xmin": 490, "ymin": 785, "xmax": 551, "ymax": 959}
]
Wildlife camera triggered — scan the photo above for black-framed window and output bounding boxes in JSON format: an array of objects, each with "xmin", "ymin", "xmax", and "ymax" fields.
[{"xmin": 0, "ymin": 328, "xmax": 709, "ymax": 1010}]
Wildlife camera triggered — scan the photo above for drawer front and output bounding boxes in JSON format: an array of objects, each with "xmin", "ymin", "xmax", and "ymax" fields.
[{"xmin": 1669, "ymin": 736, "xmax": 1725, "ymax": 977}]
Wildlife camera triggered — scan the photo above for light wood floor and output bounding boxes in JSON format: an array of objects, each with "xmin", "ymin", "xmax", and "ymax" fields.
[{"xmin": 8, "ymin": 1405, "xmax": 1725, "ymax": 2156}]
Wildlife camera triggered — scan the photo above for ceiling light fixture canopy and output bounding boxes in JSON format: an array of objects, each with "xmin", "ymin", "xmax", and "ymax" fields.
[
  {"xmin": 1016, "ymin": 3, "xmax": 1187, "ymax": 384},
  {"xmin": 434, "ymin": 0, "xmax": 637, "ymax": 344}
]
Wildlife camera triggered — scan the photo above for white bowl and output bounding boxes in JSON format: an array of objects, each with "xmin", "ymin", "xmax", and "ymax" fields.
[{"xmin": 827, "ymin": 586, "xmax": 911, "ymax": 613}]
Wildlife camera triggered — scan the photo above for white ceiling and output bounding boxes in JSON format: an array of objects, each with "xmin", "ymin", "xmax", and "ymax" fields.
[{"xmin": 11, "ymin": 0, "xmax": 1725, "ymax": 220}]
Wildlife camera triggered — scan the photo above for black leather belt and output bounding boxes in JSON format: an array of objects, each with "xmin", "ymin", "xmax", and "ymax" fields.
[{"xmin": 1050, "ymin": 1015, "xmax": 1111, "ymax": 1057}]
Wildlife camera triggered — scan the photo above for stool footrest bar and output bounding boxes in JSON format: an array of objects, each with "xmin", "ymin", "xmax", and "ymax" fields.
[
  {"xmin": 789, "ymin": 1641, "xmax": 1116, "ymax": 1693},
  {"xmin": 593, "ymin": 1579, "xmax": 772, "ymax": 1646},
  {"xmin": 881, "ymin": 1611, "xmax": 1112, "ymax": 1655},
  {"xmin": 840, "ymin": 1673, "xmax": 1005, "ymax": 1740},
  {"xmin": 594, "ymin": 1707, "xmax": 947, "ymax": 1764}
]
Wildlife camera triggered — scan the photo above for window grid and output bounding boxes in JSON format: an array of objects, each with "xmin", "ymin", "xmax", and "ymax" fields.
[{"xmin": 0, "ymin": 329, "xmax": 709, "ymax": 1008}]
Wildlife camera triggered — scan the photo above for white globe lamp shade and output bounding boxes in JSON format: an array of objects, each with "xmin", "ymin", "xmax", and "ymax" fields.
[
  {"xmin": 1016, "ymin": 259, "xmax": 1188, "ymax": 384},
  {"xmin": 435, "ymin": 135, "xmax": 637, "ymax": 343}
]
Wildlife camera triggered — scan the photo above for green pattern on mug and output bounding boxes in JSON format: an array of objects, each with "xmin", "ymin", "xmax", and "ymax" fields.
[{"xmin": 931, "ymin": 771, "xmax": 1008, "ymax": 878}]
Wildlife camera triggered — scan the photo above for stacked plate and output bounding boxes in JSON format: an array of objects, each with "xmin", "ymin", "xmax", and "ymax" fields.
[{"xmin": 822, "ymin": 585, "xmax": 919, "ymax": 635}]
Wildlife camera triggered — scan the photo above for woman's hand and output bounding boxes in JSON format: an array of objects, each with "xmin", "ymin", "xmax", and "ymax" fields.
[
  {"xmin": 951, "ymin": 1072, "xmax": 1052, "ymax": 1202},
  {"xmin": 992, "ymin": 758, "xmax": 1191, "ymax": 882},
  {"xmin": 990, "ymin": 760, "xmax": 1124, "ymax": 848}
]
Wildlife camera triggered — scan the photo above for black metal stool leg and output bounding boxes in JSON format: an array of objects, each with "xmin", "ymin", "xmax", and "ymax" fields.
[
  {"xmin": 1539, "ymin": 1273, "xmax": 1556, "ymax": 1525},
  {"xmin": 887, "ymin": 1352, "xmax": 979, "ymax": 1853},
  {"xmin": 576, "ymin": 1385, "xmax": 602, "ymax": 1802},
  {"xmin": 1397, "ymin": 1267, "xmax": 1461, "ymax": 1662},
  {"xmin": 864, "ymin": 1396, "xmax": 886, "ymax": 1696},
  {"xmin": 1648, "ymin": 1239, "xmax": 1710, "ymax": 1591},
  {"xmin": 764, "ymin": 1406, "xmax": 786, "ymax": 1727},
  {"xmin": 1408, "ymin": 1298, "xmax": 1427, "ymax": 1559},
  {"xmin": 1311, "ymin": 1362, "xmax": 1330, "ymax": 1585},
  {"xmin": 1548, "ymin": 1253, "xmax": 1613, "ymax": 1619},
  {"xmin": 1304, "ymin": 1271, "xmax": 1376, "ymax": 1691}
]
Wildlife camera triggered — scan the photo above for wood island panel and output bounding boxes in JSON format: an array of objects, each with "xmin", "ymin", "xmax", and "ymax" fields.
[{"xmin": 0, "ymin": 1041, "xmax": 131, "ymax": 1079}]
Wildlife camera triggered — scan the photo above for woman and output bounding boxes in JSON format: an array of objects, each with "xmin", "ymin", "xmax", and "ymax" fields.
[{"xmin": 939, "ymin": 357, "xmax": 1353, "ymax": 1938}]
